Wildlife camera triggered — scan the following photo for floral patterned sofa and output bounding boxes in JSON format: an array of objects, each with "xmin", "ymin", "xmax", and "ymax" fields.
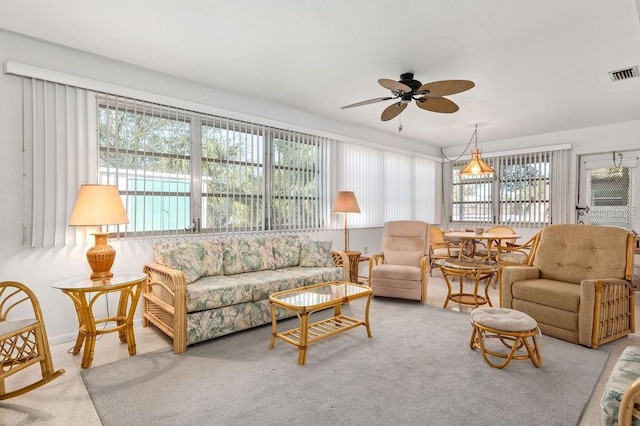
[
  {"xmin": 143, "ymin": 234, "xmax": 349, "ymax": 353},
  {"xmin": 601, "ymin": 345, "xmax": 640, "ymax": 425}
]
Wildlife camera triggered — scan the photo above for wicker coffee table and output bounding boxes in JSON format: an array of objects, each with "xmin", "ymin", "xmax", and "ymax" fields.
[{"xmin": 268, "ymin": 281, "xmax": 372, "ymax": 365}]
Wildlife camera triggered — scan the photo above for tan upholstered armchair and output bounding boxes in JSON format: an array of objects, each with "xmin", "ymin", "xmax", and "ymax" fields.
[
  {"xmin": 501, "ymin": 224, "xmax": 635, "ymax": 348},
  {"xmin": 369, "ymin": 220, "xmax": 430, "ymax": 302}
]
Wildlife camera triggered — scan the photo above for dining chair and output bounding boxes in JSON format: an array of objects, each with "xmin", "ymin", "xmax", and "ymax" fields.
[
  {"xmin": 474, "ymin": 225, "xmax": 517, "ymax": 260},
  {"xmin": 428, "ymin": 227, "xmax": 461, "ymax": 275}
]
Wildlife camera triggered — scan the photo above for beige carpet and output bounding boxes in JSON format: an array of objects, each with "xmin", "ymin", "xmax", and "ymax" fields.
[{"xmin": 82, "ymin": 299, "xmax": 610, "ymax": 426}]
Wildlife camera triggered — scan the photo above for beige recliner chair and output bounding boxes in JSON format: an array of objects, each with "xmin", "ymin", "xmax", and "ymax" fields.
[
  {"xmin": 501, "ymin": 224, "xmax": 635, "ymax": 348},
  {"xmin": 369, "ymin": 220, "xmax": 430, "ymax": 302}
]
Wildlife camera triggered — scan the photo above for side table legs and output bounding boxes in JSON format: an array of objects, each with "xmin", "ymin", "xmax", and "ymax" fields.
[{"xmin": 61, "ymin": 280, "xmax": 143, "ymax": 368}]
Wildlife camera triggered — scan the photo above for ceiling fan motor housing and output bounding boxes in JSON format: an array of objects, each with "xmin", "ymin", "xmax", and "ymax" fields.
[{"xmin": 399, "ymin": 72, "xmax": 422, "ymax": 93}]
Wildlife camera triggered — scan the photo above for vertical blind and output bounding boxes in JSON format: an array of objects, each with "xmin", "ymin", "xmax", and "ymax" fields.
[
  {"xmin": 334, "ymin": 142, "xmax": 437, "ymax": 228},
  {"xmin": 22, "ymin": 78, "xmax": 97, "ymax": 247}
]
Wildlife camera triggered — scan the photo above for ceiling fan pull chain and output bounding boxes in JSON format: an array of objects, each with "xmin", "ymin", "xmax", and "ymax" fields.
[{"xmin": 398, "ymin": 115, "xmax": 403, "ymax": 132}]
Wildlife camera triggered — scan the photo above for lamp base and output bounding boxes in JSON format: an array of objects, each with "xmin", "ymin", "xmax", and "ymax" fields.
[{"xmin": 87, "ymin": 233, "xmax": 115, "ymax": 280}]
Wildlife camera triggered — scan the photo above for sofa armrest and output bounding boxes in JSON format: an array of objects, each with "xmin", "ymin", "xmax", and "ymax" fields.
[
  {"xmin": 579, "ymin": 278, "xmax": 635, "ymax": 348},
  {"xmin": 331, "ymin": 250, "xmax": 350, "ymax": 282},
  {"xmin": 143, "ymin": 262, "xmax": 188, "ymax": 354},
  {"xmin": 500, "ymin": 265, "xmax": 540, "ymax": 308},
  {"xmin": 619, "ymin": 376, "xmax": 640, "ymax": 425}
]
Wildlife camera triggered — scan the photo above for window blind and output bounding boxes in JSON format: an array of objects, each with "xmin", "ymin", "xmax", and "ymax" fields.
[
  {"xmin": 22, "ymin": 78, "xmax": 97, "ymax": 247},
  {"xmin": 334, "ymin": 142, "xmax": 437, "ymax": 228}
]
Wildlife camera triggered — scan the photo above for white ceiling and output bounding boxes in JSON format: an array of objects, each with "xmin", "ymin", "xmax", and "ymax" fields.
[{"xmin": 2, "ymin": 0, "xmax": 640, "ymax": 148}]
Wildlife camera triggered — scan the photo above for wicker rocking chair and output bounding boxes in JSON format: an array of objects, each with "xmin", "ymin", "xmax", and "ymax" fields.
[{"xmin": 1, "ymin": 281, "xmax": 64, "ymax": 400}]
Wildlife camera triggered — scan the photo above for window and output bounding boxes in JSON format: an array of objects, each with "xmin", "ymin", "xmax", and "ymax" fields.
[
  {"xmin": 449, "ymin": 148, "xmax": 570, "ymax": 226},
  {"xmin": 98, "ymin": 95, "xmax": 329, "ymax": 237},
  {"xmin": 588, "ymin": 167, "xmax": 631, "ymax": 229}
]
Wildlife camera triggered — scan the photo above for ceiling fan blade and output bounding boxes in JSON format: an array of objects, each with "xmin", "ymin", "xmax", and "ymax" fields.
[
  {"xmin": 417, "ymin": 80, "xmax": 475, "ymax": 97},
  {"xmin": 378, "ymin": 78, "xmax": 412, "ymax": 93},
  {"xmin": 341, "ymin": 96, "xmax": 395, "ymax": 109},
  {"xmin": 415, "ymin": 97, "xmax": 459, "ymax": 113},
  {"xmin": 381, "ymin": 102, "xmax": 408, "ymax": 121}
]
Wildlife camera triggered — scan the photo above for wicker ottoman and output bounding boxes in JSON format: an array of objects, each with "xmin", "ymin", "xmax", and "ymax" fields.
[{"xmin": 469, "ymin": 307, "xmax": 542, "ymax": 369}]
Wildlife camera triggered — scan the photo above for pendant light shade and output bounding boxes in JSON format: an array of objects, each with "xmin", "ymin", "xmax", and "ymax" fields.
[{"xmin": 459, "ymin": 125, "xmax": 495, "ymax": 176}]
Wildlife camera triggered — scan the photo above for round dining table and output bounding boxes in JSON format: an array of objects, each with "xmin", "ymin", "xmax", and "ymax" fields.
[{"xmin": 444, "ymin": 231, "xmax": 520, "ymax": 261}]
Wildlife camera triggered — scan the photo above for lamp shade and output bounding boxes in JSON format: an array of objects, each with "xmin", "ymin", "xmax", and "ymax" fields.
[
  {"xmin": 459, "ymin": 149, "xmax": 495, "ymax": 176},
  {"xmin": 331, "ymin": 191, "xmax": 361, "ymax": 214},
  {"xmin": 69, "ymin": 184, "xmax": 129, "ymax": 226}
]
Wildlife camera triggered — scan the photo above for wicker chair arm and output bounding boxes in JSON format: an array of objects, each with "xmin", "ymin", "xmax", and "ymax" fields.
[
  {"xmin": 429, "ymin": 241, "xmax": 451, "ymax": 254},
  {"xmin": 143, "ymin": 262, "xmax": 188, "ymax": 354},
  {"xmin": 495, "ymin": 234, "xmax": 539, "ymax": 266},
  {"xmin": 143, "ymin": 262, "xmax": 188, "ymax": 302},
  {"xmin": 580, "ymin": 278, "xmax": 635, "ymax": 347},
  {"xmin": 368, "ymin": 253, "xmax": 384, "ymax": 279},
  {"xmin": 331, "ymin": 250, "xmax": 350, "ymax": 282},
  {"xmin": 619, "ymin": 376, "xmax": 640, "ymax": 425}
]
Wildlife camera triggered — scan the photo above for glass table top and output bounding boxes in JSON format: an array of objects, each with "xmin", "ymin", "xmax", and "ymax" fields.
[
  {"xmin": 270, "ymin": 282, "xmax": 370, "ymax": 308},
  {"xmin": 51, "ymin": 273, "xmax": 146, "ymax": 291},
  {"xmin": 439, "ymin": 258, "xmax": 498, "ymax": 270}
]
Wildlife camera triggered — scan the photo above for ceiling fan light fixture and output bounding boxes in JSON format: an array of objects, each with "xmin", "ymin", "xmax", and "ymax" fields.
[{"xmin": 459, "ymin": 125, "xmax": 495, "ymax": 177}]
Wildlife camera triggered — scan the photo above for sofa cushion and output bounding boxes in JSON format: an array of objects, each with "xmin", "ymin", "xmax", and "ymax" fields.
[
  {"xmin": 511, "ymin": 279, "xmax": 581, "ymax": 313},
  {"xmin": 186, "ymin": 266, "xmax": 343, "ymax": 312},
  {"xmin": 299, "ymin": 240, "xmax": 333, "ymax": 267},
  {"xmin": 372, "ymin": 264, "xmax": 422, "ymax": 282},
  {"xmin": 270, "ymin": 234, "xmax": 308, "ymax": 269},
  {"xmin": 222, "ymin": 236, "xmax": 275, "ymax": 275},
  {"xmin": 153, "ymin": 240, "xmax": 224, "ymax": 283},
  {"xmin": 512, "ymin": 299, "xmax": 579, "ymax": 343}
]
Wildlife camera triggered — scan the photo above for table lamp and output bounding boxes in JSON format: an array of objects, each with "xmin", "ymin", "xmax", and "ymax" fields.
[
  {"xmin": 69, "ymin": 184, "xmax": 129, "ymax": 280},
  {"xmin": 331, "ymin": 191, "xmax": 360, "ymax": 251}
]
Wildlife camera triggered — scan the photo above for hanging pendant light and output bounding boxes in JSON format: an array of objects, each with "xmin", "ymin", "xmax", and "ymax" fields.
[{"xmin": 459, "ymin": 125, "xmax": 495, "ymax": 176}]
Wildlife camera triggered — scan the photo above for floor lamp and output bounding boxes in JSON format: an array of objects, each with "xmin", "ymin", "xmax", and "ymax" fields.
[{"xmin": 331, "ymin": 191, "xmax": 360, "ymax": 252}]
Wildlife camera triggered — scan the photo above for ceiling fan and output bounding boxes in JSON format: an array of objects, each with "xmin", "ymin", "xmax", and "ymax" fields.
[{"xmin": 341, "ymin": 72, "xmax": 475, "ymax": 121}]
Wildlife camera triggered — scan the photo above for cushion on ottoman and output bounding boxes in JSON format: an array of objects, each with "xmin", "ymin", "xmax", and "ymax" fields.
[{"xmin": 470, "ymin": 307, "xmax": 538, "ymax": 332}]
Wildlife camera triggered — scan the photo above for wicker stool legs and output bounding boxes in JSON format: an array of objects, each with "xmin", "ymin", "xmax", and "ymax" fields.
[{"xmin": 470, "ymin": 322, "xmax": 542, "ymax": 369}]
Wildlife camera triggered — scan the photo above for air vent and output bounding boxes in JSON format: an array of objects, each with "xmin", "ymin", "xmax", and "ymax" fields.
[{"xmin": 609, "ymin": 66, "xmax": 639, "ymax": 82}]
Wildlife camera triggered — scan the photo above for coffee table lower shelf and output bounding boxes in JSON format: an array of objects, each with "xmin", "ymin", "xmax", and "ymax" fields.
[
  {"xmin": 276, "ymin": 314, "xmax": 363, "ymax": 343},
  {"xmin": 271, "ymin": 314, "xmax": 369, "ymax": 365}
]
